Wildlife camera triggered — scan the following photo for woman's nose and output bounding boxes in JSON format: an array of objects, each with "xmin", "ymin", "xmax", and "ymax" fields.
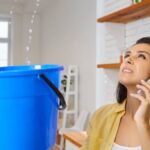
[{"xmin": 125, "ymin": 56, "xmax": 134, "ymax": 64}]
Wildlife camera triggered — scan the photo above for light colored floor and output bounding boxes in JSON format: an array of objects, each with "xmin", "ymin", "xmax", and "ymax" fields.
[
  {"xmin": 51, "ymin": 145, "xmax": 62, "ymax": 150},
  {"xmin": 51, "ymin": 147, "xmax": 59, "ymax": 150},
  {"xmin": 51, "ymin": 145, "xmax": 65, "ymax": 150}
]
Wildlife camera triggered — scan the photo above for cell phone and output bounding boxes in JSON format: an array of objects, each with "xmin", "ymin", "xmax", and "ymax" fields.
[{"xmin": 137, "ymin": 79, "xmax": 150, "ymax": 96}]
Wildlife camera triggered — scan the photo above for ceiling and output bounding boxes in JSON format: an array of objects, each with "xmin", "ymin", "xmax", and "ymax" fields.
[
  {"xmin": 0, "ymin": 0, "xmax": 51, "ymax": 13},
  {"xmin": 0, "ymin": 0, "xmax": 28, "ymax": 5}
]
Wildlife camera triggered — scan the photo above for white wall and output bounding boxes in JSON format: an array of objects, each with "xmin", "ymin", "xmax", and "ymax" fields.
[
  {"xmin": 0, "ymin": 2, "xmax": 40, "ymax": 65},
  {"xmin": 22, "ymin": 13, "xmax": 40, "ymax": 64},
  {"xmin": 0, "ymin": 3, "xmax": 24, "ymax": 65},
  {"xmin": 96, "ymin": 0, "xmax": 150, "ymax": 107},
  {"xmin": 11, "ymin": 13, "xmax": 23, "ymax": 65},
  {"xmin": 40, "ymin": 0, "xmax": 96, "ymax": 112}
]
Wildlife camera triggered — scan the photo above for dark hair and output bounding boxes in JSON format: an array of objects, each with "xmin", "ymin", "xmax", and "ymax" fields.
[
  {"xmin": 136, "ymin": 37, "xmax": 150, "ymax": 44},
  {"xmin": 116, "ymin": 37, "xmax": 150, "ymax": 103}
]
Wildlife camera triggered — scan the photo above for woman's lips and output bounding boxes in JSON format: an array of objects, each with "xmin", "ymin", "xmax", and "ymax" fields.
[{"xmin": 122, "ymin": 67, "xmax": 133, "ymax": 73}]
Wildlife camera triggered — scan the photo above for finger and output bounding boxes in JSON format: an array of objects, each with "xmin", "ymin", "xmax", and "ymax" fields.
[
  {"xmin": 141, "ymin": 80, "xmax": 150, "ymax": 90},
  {"xmin": 136, "ymin": 84, "xmax": 150, "ymax": 100},
  {"xmin": 130, "ymin": 93, "xmax": 146, "ymax": 103}
]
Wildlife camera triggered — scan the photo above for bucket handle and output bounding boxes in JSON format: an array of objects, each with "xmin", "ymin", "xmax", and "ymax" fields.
[{"xmin": 40, "ymin": 74, "xmax": 66, "ymax": 110}]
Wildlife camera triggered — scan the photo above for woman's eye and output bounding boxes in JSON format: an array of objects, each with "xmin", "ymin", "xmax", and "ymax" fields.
[
  {"xmin": 138, "ymin": 54, "xmax": 146, "ymax": 59},
  {"xmin": 124, "ymin": 54, "xmax": 130, "ymax": 58}
]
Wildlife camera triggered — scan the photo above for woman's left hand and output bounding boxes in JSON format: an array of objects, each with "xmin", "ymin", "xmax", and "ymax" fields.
[{"xmin": 130, "ymin": 80, "xmax": 150, "ymax": 126}]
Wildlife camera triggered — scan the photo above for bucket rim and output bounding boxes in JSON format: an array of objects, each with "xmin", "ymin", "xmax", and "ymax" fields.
[{"xmin": 0, "ymin": 64, "xmax": 64, "ymax": 77}]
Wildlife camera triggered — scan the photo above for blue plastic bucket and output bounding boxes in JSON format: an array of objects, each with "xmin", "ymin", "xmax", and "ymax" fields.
[{"xmin": 0, "ymin": 64, "xmax": 66, "ymax": 150}]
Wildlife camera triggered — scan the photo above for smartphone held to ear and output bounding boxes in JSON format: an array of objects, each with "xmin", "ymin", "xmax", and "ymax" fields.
[{"xmin": 137, "ymin": 79, "xmax": 150, "ymax": 96}]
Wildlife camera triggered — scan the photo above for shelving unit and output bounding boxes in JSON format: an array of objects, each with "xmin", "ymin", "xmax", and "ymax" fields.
[
  {"xmin": 97, "ymin": 55, "xmax": 123, "ymax": 69},
  {"xmin": 97, "ymin": 0, "xmax": 150, "ymax": 23},
  {"xmin": 97, "ymin": 0, "xmax": 150, "ymax": 69},
  {"xmin": 59, "ymin": 65, "xmax": 78, "ymax": 150}
]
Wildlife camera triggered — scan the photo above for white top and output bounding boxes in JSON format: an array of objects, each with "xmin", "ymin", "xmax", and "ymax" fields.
[{"xmin": 112, "ymin": 143, "xmax": 142, "ymax": 150}]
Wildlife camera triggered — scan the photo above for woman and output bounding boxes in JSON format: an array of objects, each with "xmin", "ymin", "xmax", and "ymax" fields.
[{"xmin": 80, "ymin": 37, "xmax": 150, "ymax": 150}]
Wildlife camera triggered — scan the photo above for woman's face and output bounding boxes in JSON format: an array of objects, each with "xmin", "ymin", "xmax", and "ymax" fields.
[{"xmin": 119, "ymin": 43, "xmax": 150, "ymax": 86}]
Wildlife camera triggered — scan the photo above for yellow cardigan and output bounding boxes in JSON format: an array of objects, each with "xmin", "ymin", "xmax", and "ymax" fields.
[{"xmin": 80, "ymin": 101, "xmax": 126, "ymax": 150}]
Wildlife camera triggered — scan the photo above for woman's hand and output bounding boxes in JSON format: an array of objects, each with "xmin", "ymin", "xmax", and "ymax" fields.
[
  {"xmin": 130, "ymin": 80, "xmax": 150, "ymax": 126},
  {"xmin": 130, "ymin": 80, "xmax": 150, "ymax": 150}
]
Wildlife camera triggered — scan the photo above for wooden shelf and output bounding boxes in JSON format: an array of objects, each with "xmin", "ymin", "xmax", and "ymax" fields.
[
  {"xmin": 63, "ymin": 131, "xmax": 87, "ymax": 147},
  {"xmin": 97, "ymin": 0, "xmax": 150, "ymax": 23},
  {"xmin": 97, "ymin": 63, "xmax": 120, "ymax": 69}
]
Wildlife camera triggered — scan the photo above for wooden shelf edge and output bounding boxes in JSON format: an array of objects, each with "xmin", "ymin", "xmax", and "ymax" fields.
[
  {"xmin": 97, "ymin": 0, "xmax": 150, "ymax": 23},
  {"xmin": 63, "ymin": 132, "xmax": 87, "ymax": 148},
  {"xmin": 64, "ymin": 134, "xmax": 82, "ymax": 147},
  {"xmin": 97, "ymin": 63, "xmax": 121, "ymax": 69}
]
